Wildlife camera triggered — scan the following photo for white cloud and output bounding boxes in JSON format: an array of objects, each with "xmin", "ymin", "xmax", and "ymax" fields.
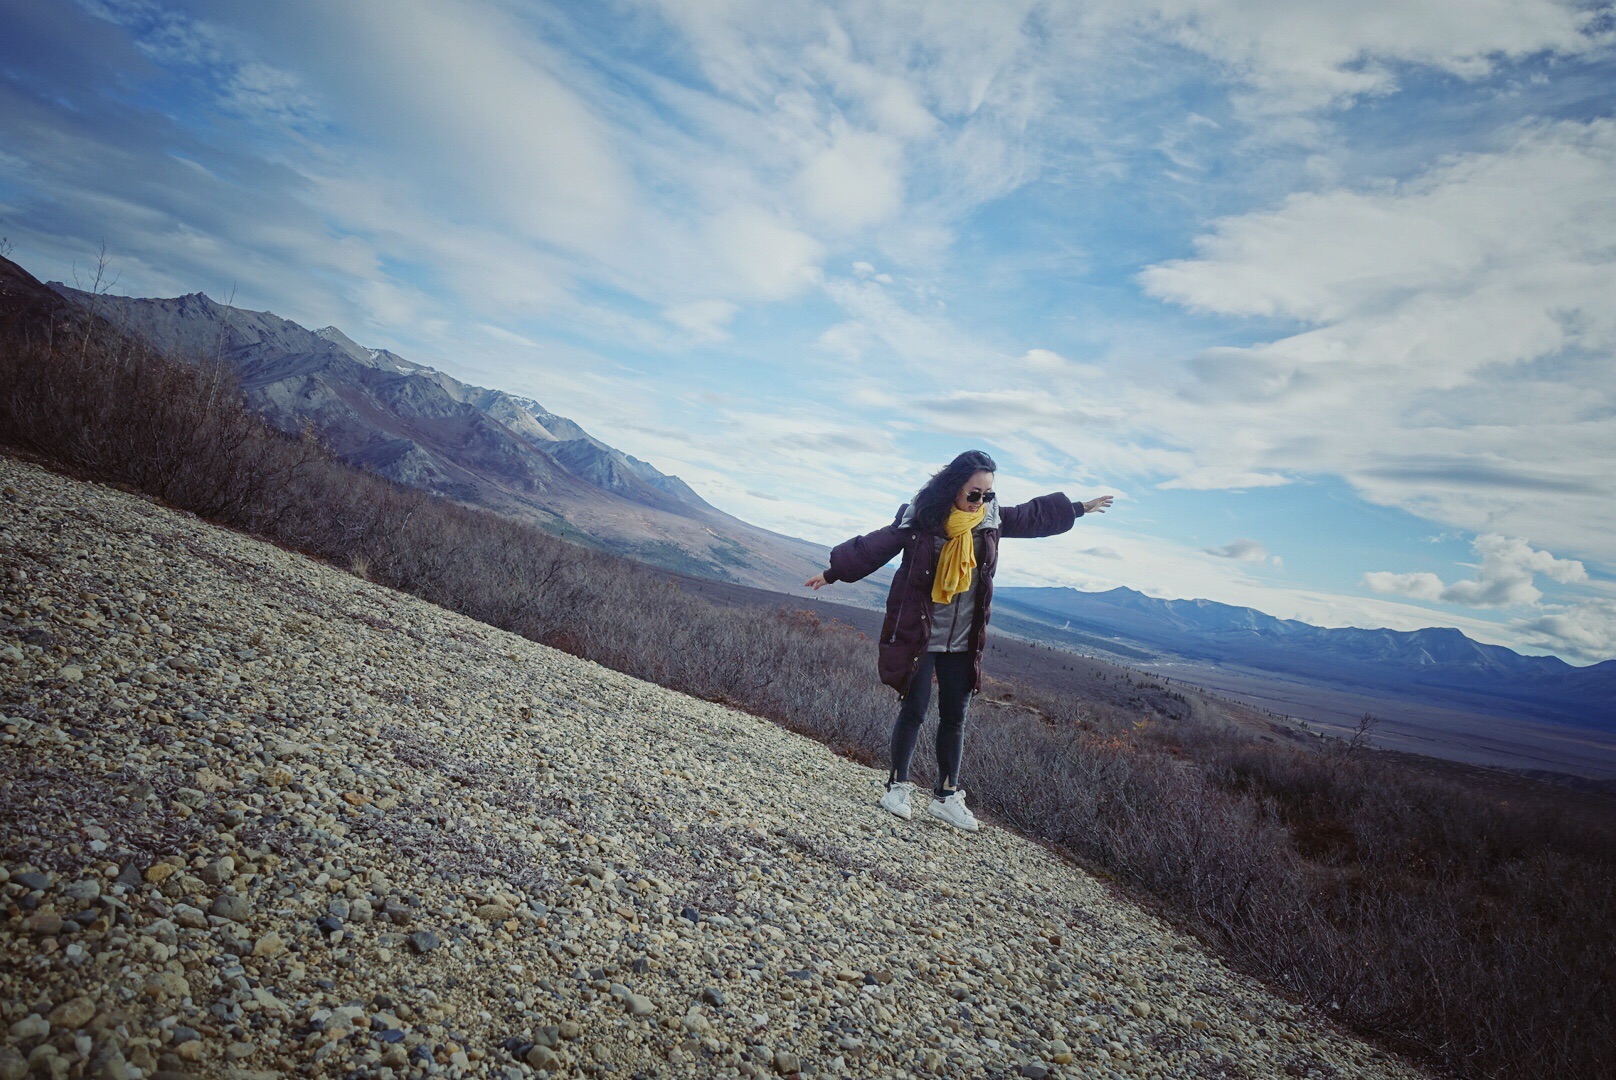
[
  {"xmin": 704, "ymin": 205, "xmax": 825, "ymax": 300},
  {"xmin": 1363, "ymin": 533, "xmax": 1587, "ymax": 608},
  {"xmin": 1022, "ymin": 348, "xmax": 1069, "ymax": 371},
  {"xmin": 1514, "ymin": 599, "xmax": 1616, "ymax": 665},
  {"xmin": 1146, "ymin": 0, "xmax": 1609, "ymax": 112},
  {"xmin": 1135, "ymin": 119, "xmax": 1616, "ymax": 562},
  {"xmin": 1203, "ymin": 538, "xmax": 1270, "ymax": 562},
  {"xmin": 663, "ymin": 299, "xmax": 740, "ymax": 341},
  {"xmin": 1362, "ymin": 571, "xmax": 1446, "ymax": 602},
  {"xmin": 798, "ymin": 129, "xmax": 905, "ymax": 231}
]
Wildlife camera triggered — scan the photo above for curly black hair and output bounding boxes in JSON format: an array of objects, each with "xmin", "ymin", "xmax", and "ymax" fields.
[{"xmin": 911, "ymin": 450, "xmax": 997, "ymax": 533}]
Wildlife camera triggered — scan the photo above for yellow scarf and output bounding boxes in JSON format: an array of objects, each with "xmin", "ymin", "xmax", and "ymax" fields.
[{"xmin": 932, "ymin": 505, "xmax": 985, "ymax": 604}]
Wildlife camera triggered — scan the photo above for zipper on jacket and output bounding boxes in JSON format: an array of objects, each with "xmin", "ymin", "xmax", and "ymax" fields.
[{"xmin": 886, "ymin": 588, "xmax": 908, "ymax": 644}]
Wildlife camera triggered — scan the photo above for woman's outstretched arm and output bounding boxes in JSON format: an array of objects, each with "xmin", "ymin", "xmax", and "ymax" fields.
[{"xmin": 815, "ymin": 523, "xmax": 907, "ymax": 586}]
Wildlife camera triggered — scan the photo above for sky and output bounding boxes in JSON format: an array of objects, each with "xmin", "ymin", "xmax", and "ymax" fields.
[{"xmin": 3, "ymin": 0, "xmax": 1615, "ymax": 664}]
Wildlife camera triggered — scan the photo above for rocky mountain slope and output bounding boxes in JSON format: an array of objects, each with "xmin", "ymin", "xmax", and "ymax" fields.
[
  {"xmin": 0, "ymin": 454, "xmax": 1424, "ymax": 1080},
  {"xmin": 996, "ymin": 587, "xmax": 1616, "ymax": 730},
  {"xmin": 42, "ymin": 275, "xmax": 872, "ymax": 602}
]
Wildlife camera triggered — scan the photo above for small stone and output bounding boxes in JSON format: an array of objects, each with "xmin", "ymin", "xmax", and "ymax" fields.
[
  {"xmin": 198, "ymin": 858, "xmax": 235, "ymax": 886},
  {"xmin": 558, "ymin": 1020, "xmax": 582, "ymax": 1040},
  {"xmin": 625, "ymin": 994, "xmax": 655, "ymax": 1016},
  {"xmin": 142, "ymin": 971, "xmax": 190, "ymax": 1001},
  {"xmin": 773, "ymin": 1050, "xmax": 800, "ymax": 1074},
  {"xmin": 8, "ymin": 1015, "xmax": 48, "ymax": 1041},
  {"xmin": 407, "ymin": 931, "xmax": 440, "ymax": 954},
  {"xmin": 172, "ymin": 905, "xmax": 208, "ymax": 930},
  {"xmin": 680, "ymin": 905, "xmax": 699, "ymax": 923},
  {"xmin": 0, "ymin": 1048, "xmax": 24, "ymax": 1080},
  {"xmin": 314, "ymin": 915, "xmax": 344, "ymax": 937},
  {"xmin": 13, "ymin": 871, "xmax": 51, "ymax": 891},
  {"xmin": 1019, "ymin": 1066, "xmax": 1050, "ymax": 1079},
  {"xmin": 47, "ymin": 997, "xmax": 95, "ymax": 1029},
  {"xmin": 223, "ymin": 1042, "xmax": 255, "ymax": 1061},
  {"xmin": 251, "ymin": 932, "xmax": 285, "ymax": 958},
  {"xmin": 88, "ymin": 1049, "xmax": 130, "ymax": 1080},
  {"xmin": 145, "ymin": 863, "xmax": 177, "ymax": 884},
  {"xmin": 209, "ymin": 895, "xmax": 251, "ymax": 922},
  {"xmin": 1130, "ymin": 1001, "xmax": 1151, "ymax": 1018},
  {"xmin": 24, "ymin": 912, "xmax": 63, "ymax": 936},
  {"xmin": 62, "ymin": 879, "xmax": 100, "ymax": 902},
  {"xmin": 174, "ymin": 1039, "xmax": 204, "ymax": 1062},
  {"xmin": 59, "ymin": 665, "xmax": 84, "ymax": 682},
  {"xmin": 922, "ymin": 1049, "xmax": 944, "ymax": 1072},
  {"xmin": 699, "ymin": 987, "xmax": 725, "ymax": 1007},
  {"xmin": 525, "ymin": 1045, "xmax": 560, "ymax": 1070},
  {"xmin": 349, "ymin": 898, "xmax": 373, "ymax": 923}
]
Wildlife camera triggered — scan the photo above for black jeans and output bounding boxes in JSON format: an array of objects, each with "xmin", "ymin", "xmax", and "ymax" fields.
[{"xmin": 890, "ymin": 651, "xmax": 973, "ymax": 796}]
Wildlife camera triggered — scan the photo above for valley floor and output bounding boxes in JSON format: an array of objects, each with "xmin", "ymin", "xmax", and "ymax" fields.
[
  {"xmin": 1143, "ymin": 660, "xmax": 1616, "ymax": 780},
  {"xmin": 0, "ymin": 455, "xmax": 1426, "ymax": 1080}
]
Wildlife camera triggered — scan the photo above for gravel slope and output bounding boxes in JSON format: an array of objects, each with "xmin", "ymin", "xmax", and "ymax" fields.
[{"xmin": 0, "ymin": 454, "xmax": 1426, "ymax": 1080}]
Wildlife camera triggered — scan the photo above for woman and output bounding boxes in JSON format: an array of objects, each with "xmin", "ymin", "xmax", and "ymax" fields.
[{"xmin": 805, "ymin": 450, "xmax": 1112, "ymax": 831}]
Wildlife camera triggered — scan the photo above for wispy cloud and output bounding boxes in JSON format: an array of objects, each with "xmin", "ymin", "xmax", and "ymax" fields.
[{"xmin": 1203, "ymin": 538, "xmax": 1271, "ymax": 563}]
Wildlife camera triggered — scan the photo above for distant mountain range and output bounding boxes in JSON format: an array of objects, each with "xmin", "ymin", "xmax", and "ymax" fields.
[
  {"xmin": 39, "ymin": 277, "xmax": 886, "ymax": 602},
  {"xmin": 996, "ymin": 586, "xmax": 1616, "ymax": 730}
]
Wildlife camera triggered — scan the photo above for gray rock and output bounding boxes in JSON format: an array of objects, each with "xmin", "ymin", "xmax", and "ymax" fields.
[
  {"xmin": 0, "ymin": 1047, "xmax": 26, "ymax": 1080},
  {"xmin": 209, "ymin": 894, "xmax": 251, "ymax": 922},
  {"xmin": 407, "ymin": 931, "xmax": 440, "ymax": 954},
  {"xmin": 198, "ymin": 858, "xmax": 234, "ymax": 886},
  {"xmin": 172, "ymin": 905, "xmax": 208, "ymax": 930},
  {"xmin": 46, "ymin": 996, "xmax": 95, "ymax": 1029},
  {"xmin": 61, "ymin": 879, "xmax": 101, "ymax": 902},
  {"xmin": 12, "ymin": 871, "xmax": 51, "ymax": 891},
  {"xmin": 7, "ymin": 1015, "xmax": 48, "ymax": 1041}
]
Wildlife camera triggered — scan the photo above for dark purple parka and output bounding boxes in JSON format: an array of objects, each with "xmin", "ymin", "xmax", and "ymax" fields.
[{"xmin": 823, "ymin": 493, "xmax": 1081, "ymax": 696}]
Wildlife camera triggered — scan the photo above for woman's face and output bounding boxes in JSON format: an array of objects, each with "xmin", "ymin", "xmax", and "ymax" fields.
[{"xmin": 954, "ymin": 471, "xmax": 996, "ymax": 513}]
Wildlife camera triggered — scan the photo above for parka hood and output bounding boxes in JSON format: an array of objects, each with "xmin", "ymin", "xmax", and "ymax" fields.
[{"xmin": 895, "ymin": 495, "xmax": 1001, "ymax": 532}]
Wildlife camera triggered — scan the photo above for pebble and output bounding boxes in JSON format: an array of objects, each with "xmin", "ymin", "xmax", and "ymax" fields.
[
  {"xmin": 45, "ymin": 997, "xmax": 94, "ymax": 1029},
  {"xmin": 208, "ymin": 895, "xmax": 251, "ymax": 923},
  {"xmin": 0, "ymin": 455, "xmax": 1427, "ymax": 1080}
]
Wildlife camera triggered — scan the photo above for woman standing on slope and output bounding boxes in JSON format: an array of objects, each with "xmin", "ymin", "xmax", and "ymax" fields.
[{"xmin": 805, "ymin": 450, "xmax": 1113, "ymax": 832}]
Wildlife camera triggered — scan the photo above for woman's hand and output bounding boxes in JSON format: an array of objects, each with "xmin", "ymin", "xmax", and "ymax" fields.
[
  {"xmin": 1083, "ymin": 495, "xmax": 1114, "ymax": 514},
  {"xmin": 805, "ymin": 572, "xmax": 828, "ymax": 590}
]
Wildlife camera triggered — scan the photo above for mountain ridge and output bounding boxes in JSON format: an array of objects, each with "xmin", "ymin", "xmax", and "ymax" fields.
[
  {"xmin": 997, "ymin": 585, "xmax": 1616, "ymax": 730},
  {"xmin": 42, "ymin": 279, "xmax": 882, "ymax": 602}
]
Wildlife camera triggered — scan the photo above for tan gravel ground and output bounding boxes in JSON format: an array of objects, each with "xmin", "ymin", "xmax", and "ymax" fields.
[{"xmin": 0, "ymin": 454, "xmax": 1429, "ymax": 1080}]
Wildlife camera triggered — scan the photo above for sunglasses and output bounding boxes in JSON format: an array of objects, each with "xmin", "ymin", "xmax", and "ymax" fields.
[{"xmin": 964, "ymin": 490, "xmax": 996, "ymax": 504}]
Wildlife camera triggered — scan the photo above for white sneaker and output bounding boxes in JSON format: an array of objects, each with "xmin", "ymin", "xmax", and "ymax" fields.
[
  {"xmin": 878, "ymin": 781, "xmax": 916, "ymax": 820},
  {"xmin": 927, "ymin": 789, "xmax": 980, "ymax": 832}
]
